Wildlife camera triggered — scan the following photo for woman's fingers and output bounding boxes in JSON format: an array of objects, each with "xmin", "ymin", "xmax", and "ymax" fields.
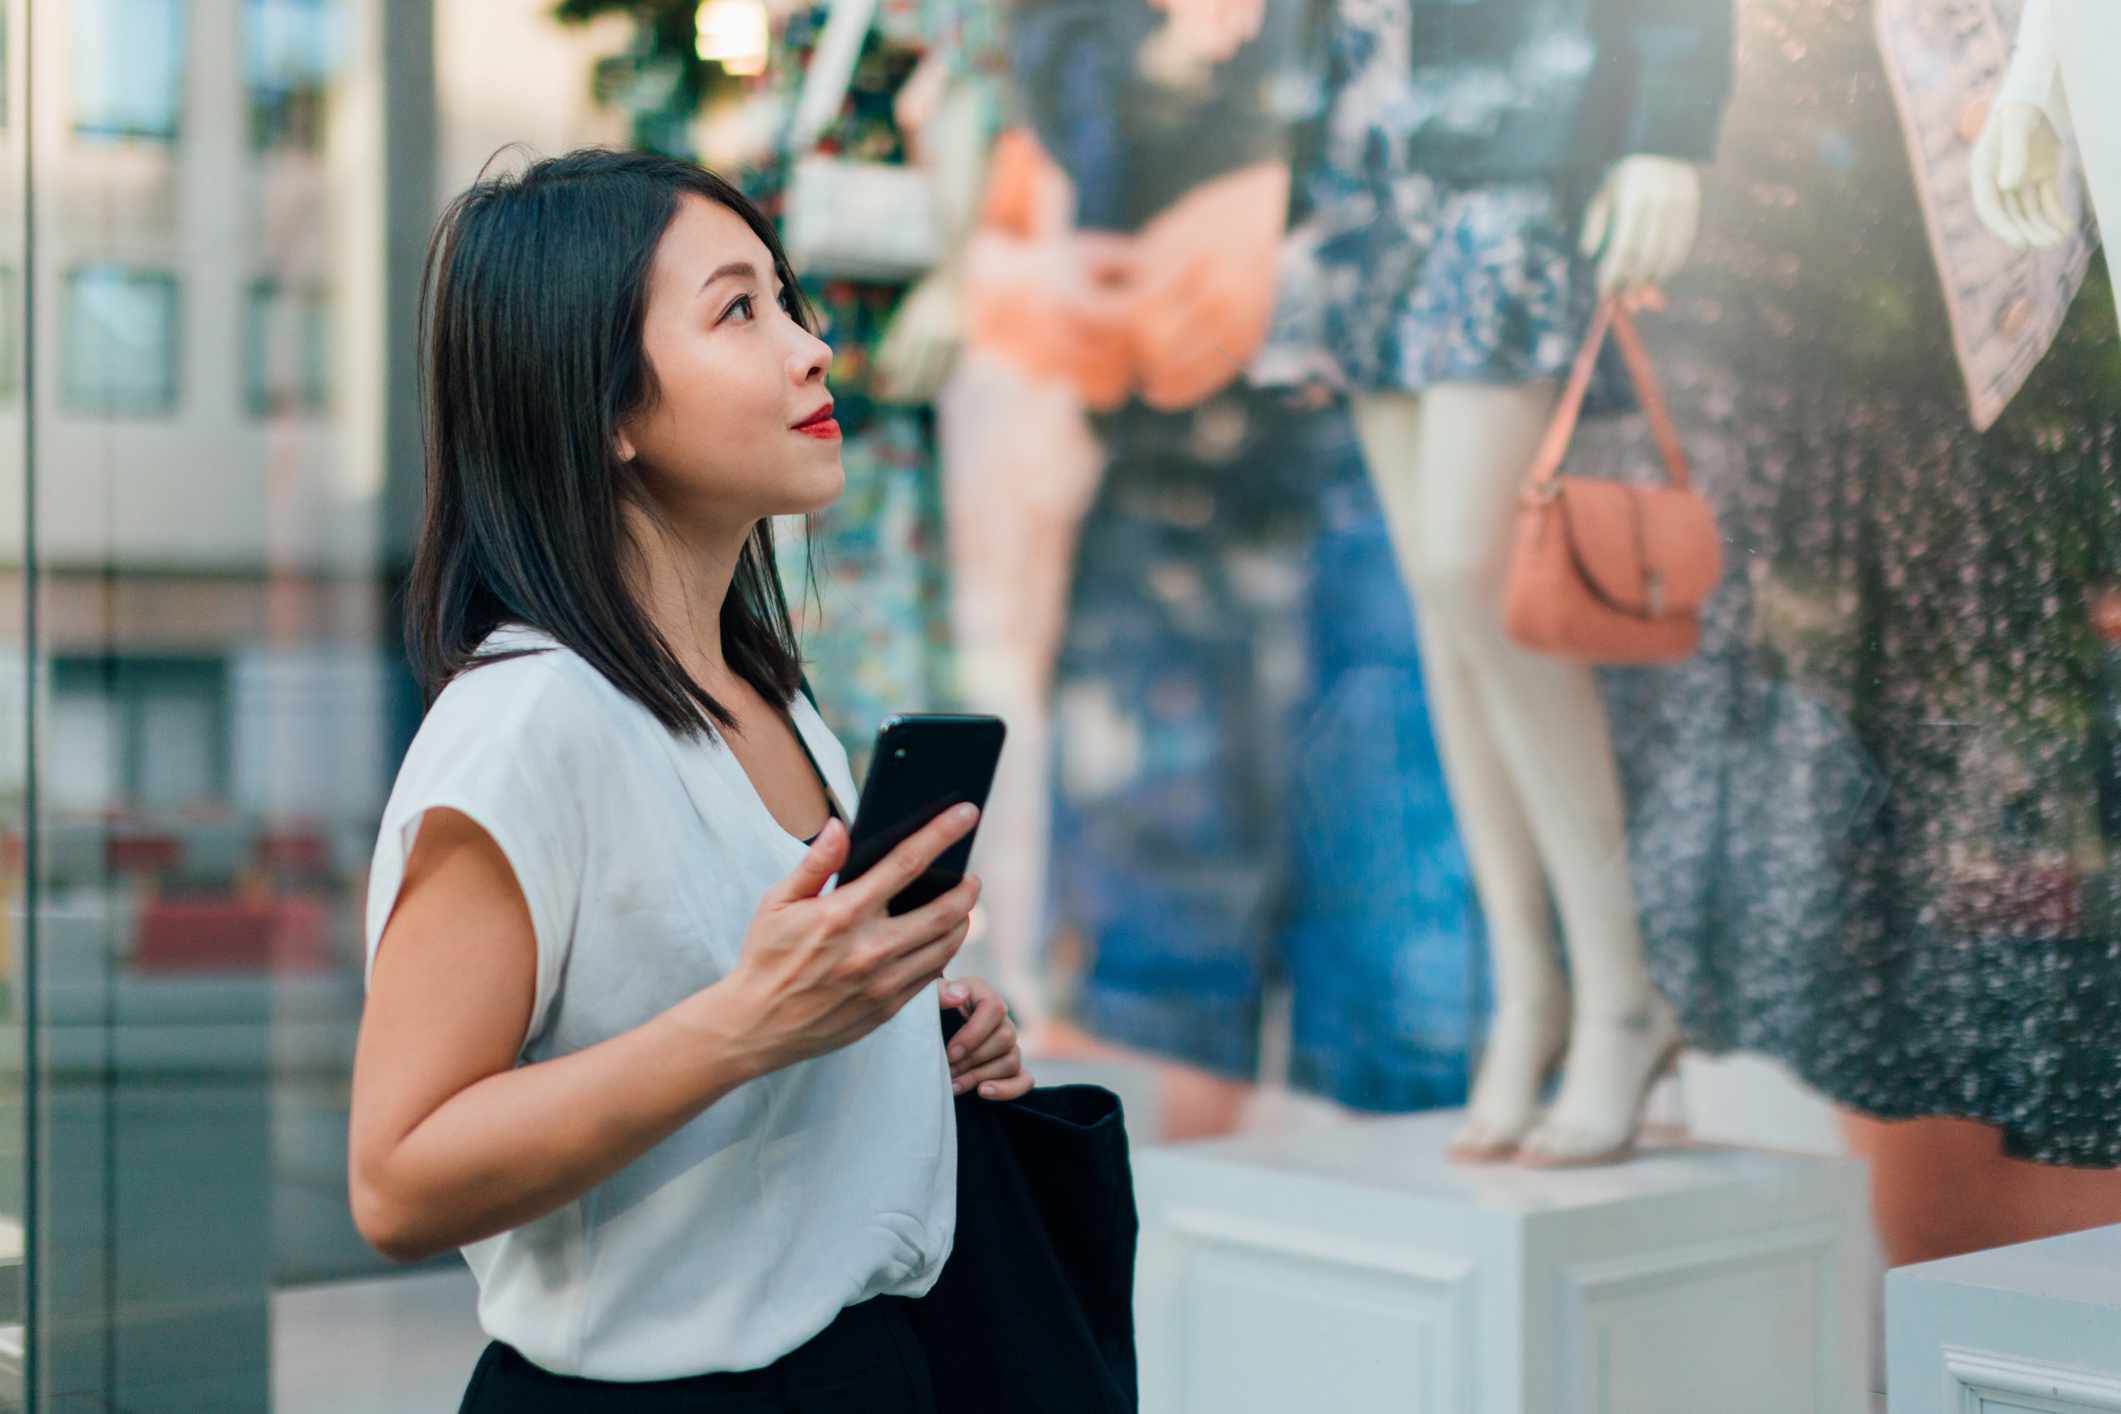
[
  {"xmin": 877, "ymin": 917, "xmax": 973, "ymax": 1004},
  {"xmin": 838, "ymin": 805, "xmax": 978, "ymax": 917},
  {"xmin": 883, "ymin": 874, "xmax": 981, "ymax": 956},
  {"xmin": 765, "ymin": 818, "xmax": 849, "ymax": 906},
  {"xmin": 946, "ymin": 992, "xmax": 1012, "ymax": 1069},
  {"xmin": 953, "ymin": 1020, "xmax": 1018, "ymax": 1076},
  {"xmin": 954, "ymin": 1049, "xmax": 1031, "ymax": 1099}
]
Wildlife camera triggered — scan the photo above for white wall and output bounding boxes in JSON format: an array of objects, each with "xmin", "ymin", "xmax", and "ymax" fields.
[{"xmin": 434, "ymin": 0, "xmax": 627, "ymax": 199}]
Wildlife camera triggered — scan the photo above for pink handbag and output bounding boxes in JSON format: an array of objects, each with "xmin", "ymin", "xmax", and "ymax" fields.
[{"xmin": 1503, "ymin": 293, "xmax": 1723, "ymax": 664}]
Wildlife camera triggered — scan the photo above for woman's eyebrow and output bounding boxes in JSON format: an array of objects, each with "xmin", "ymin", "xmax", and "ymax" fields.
[{"xmin": 699, "ymin": 261, "xmax": 759, "ymax": 296}]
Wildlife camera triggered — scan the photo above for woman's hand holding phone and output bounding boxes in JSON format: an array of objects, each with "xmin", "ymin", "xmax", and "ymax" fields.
[{"xmin": 710, "ymin": 808, "xmax": 983, "ymax": 1075}]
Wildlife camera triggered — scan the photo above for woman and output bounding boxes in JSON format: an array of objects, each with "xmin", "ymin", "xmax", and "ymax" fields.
[{"xmin": 346, "ymin": 148, "xmax": 1032, "ymax": 1412}]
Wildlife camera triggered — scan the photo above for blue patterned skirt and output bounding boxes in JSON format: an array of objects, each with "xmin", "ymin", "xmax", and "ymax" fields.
[{"xmin": 1255, "ymin": 163, "xmax": 1603, "ymax": 395}]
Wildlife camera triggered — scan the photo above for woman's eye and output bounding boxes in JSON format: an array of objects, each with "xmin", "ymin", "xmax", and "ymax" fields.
[{"xmin": 724, "ymin": 293, "xmax": 756, "ymax": 323}]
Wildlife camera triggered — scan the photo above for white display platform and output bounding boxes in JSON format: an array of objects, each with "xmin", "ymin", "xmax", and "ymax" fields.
[
  {"xmin": 1134, "ymin": 1109, "xmax": 1871, "ymax": 1414},
  {"xmin": 1887, "ymin": 1223, "xmax": 2121, "ymax": 1414}
]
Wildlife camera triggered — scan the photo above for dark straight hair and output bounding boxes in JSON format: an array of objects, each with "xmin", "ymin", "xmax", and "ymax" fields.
[{"xmin": 406, "ymin": 146, "xmax": 815, "ymax": 738}]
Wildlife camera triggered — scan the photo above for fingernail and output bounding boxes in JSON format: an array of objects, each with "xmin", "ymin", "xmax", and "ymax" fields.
[
  {"xmin": 953, "ymin": 803, "xmax": 979, "ymax": 823},
  {"xmin": 942, "ymin": 984, "xmax": 967, "ymax": 1004},
  {"xmin": 979, "ymin": 1083, "xmax": 997, "ymax": 1098},
  {"xmin": 952, "ymin": 1078, "xmax": 967, "ymax": 1095},
  {"xmin": 948, "ymin": 1045, "xmax": 964, "ymax": 1061}
]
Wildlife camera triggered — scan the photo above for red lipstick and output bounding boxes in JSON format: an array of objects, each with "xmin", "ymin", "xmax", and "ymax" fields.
[{"xmin": 793, "ymin": 402, "xmax": 839, "ymax": 439}]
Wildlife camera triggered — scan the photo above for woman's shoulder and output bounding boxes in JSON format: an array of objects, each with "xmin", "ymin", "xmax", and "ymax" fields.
[{"xmin": 411, "ymin": 627, "xmax": 634, "ymax": 770}]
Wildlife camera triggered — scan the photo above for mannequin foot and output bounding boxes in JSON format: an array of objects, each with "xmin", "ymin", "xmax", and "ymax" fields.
[
  {"xmin": 1448, "ymin": 996, "xmax": 1569, "ymax": 1163},
  {"xmin": 1517, "ymin": 991, "xmax": 1684, "ymax": 1169}
]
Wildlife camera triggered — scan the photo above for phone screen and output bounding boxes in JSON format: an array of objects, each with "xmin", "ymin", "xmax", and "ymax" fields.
[{"xmin": 838, "ymin": 714, "xmax": 1007, "ymax": 915}]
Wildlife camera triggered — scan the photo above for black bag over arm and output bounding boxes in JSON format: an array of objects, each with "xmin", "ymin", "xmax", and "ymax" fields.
[{"xmin": 910, "ymin": 1012, "xmax": 1140, "ymax": 1413}]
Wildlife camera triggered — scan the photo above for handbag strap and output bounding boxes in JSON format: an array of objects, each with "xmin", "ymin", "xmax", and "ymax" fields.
[
  {"xmin": 787, "ymin": 0, "xmax": 882, "ymax": 154},
  {"xmin": 1526, "ymin": 289, "xmax": 1693, "ymax": 493}
]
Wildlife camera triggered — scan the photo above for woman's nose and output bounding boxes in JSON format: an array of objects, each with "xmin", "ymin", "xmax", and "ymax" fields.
[{"xmin": 791, "ymin": 331, "xmax": 831, "ymax": 385}]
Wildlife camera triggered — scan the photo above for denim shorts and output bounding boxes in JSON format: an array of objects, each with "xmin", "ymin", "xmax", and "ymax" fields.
[{"xmin": 1047, "ymin": 387, "xmax": 1488, "ymax": 1112}]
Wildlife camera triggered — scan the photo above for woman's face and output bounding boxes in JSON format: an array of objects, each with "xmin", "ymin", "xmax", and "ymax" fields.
[{"xmin": 618, "ymin": 194, "xmax": 841, "ymax": 534}]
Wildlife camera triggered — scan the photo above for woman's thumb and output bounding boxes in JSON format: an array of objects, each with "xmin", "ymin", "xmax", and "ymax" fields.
[{"xmin": 773, "ymin": 818, "xmax": 848, "ymax": 902}]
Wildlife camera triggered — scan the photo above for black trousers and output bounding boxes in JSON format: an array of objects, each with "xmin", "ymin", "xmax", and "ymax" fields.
[{"xmin": 456, "ymin": 1296, "xmax": 938, "ymax": 1413}]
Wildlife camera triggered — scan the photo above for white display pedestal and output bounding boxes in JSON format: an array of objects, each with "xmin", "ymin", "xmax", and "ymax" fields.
[
  {"xmin": 1134, "ymin": 1110, "xmax": 1871, "ymax": 1414},
  {"xmin": 1887, "ymin": 1224, "xmax": 2121, "ymax": 1414}
]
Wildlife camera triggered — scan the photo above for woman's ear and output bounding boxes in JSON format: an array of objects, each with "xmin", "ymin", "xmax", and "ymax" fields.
[{"xmin": 614, "ymin": 428, "xmax": 638, "ymax": 465}]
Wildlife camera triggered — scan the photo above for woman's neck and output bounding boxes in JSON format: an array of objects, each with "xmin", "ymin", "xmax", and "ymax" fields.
[{"xmin": 623, "ymin": 502, "xmax": 750, "ymax": 691}]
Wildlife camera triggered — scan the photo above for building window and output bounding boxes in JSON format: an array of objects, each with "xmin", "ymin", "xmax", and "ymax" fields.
[
  {"xmin": 62, "ymin": 268, "xmax": 181, "ymax": 418},
  {"xmin": 71, "ymin": 0, "xmax": 187, "ymax": 143},
  {"xmin": 244, "ymin": 0, "xmax": 345, "ymax": 153},
  {"xmin": 244, "ymin": 281, "xmax": 332, "ymax": 416},
  {"xmin": 50, "ymin": 656, "xmax": 230, "ymax": 813}
]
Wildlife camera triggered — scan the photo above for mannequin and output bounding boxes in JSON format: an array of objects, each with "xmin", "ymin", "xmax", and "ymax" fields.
[
  {"xmin": 1241, "ymin": 0, "xmax": 1736, "ymax": 1167},
  {"xmin": 1351, "ymin": 158, "xmax": 1701, "ymax": 1168},
  {"xmin": 1970, "ymin": 0, "xmax": 2121, "ymax": 334}
]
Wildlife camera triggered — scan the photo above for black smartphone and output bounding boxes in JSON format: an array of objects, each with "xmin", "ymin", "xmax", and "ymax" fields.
[{"xmin": 838, "ymin": 714, "xmax": 1007, "ymax": 916}]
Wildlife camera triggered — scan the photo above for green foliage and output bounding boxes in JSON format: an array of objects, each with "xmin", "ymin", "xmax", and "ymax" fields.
[{"xmin": 554, "ymin": 0, "xmax": 748, "ymax": 156}]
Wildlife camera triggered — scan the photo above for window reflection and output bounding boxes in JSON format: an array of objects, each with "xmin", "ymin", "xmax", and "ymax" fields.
[
  {"xmin": 50, "ymin": 658, "xmax": 229, "ymax": 812},
  {"xmin": 244, "ymin": 279, "xmax": 333, "ymax": 416},
  {"xmin": 60, "ymin": 268, "xmax": 180, "ymax": 417},
  {"xmin": 70, "ymin": 0, "xmax": 185, "ymax": 143},
  {"xmin": 244, "ymin": 0, "xmax": 345, "ymax": 153}
]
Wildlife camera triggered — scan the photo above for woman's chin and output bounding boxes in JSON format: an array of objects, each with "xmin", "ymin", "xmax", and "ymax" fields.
[{"xmin": 787, "ymin": 458, "xmax": 845, "ymax": 516}]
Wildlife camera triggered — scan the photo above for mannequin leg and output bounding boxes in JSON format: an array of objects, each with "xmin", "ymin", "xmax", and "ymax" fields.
[
  {"xmin": 1358, "ymin": 382, "xmax": 1681, "ymax": 1164},
  {"xmin": 1414, "ymin": 384, "xmax": 1680, "ymax": 1163},
  {"xmin": 938, "ymin": 351, "xmax": 1105, "ymax": 1026},
  {"xmin": 1351, "ymin": 392, "xmax": 1569, "ymax": 1157}
]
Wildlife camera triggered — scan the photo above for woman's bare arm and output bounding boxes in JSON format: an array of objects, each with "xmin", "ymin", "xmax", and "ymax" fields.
[{"xmin": 347, "ymin": 808, "xmax": 763, "ymax": 1264}]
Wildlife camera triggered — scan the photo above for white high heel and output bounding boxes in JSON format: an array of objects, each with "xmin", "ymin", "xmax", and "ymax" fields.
[
  {"xmin": 1447, "ymin": 997, "xmax": 1571, "ymax": 1164},
  {"xmin": 1515, "ymin": 990, "xmax": 1684, "ymax": 1169}
]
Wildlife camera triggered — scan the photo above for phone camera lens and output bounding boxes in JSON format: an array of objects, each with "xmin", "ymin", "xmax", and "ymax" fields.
[{"xmin": 894, "ymin": 748, "xmax": 907, "ymax": 759}]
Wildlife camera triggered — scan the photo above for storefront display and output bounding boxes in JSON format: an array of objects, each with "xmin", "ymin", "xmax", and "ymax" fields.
[
  {"xmin": 1254, "ymin": 0, "xmax": 1737, "ymax": 1167},
  {"xmin": 29, "ymin": 0, "xmax": 2121, "ymax": 1405}
]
